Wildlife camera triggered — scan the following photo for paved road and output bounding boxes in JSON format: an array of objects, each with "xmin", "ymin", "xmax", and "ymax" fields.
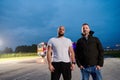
[{"xmin": 0, "ymin": 57, "xmax": 120, "ymax": 80}]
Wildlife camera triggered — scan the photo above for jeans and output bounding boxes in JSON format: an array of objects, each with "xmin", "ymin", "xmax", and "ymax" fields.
[{"xmin": 80, "ymin": 66, "xmax": 102, "ymax": 80}]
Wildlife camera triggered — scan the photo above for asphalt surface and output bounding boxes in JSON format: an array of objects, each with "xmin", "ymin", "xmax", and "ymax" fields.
[{"xmin": 0, "ymin": 57, "xmax": 120, "ymax": 80}]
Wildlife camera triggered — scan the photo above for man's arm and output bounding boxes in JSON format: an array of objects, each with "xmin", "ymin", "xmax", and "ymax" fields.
[
  {"xmin": 75, "ymin": 40, "xmax": 82, "ymax": 67},
  {"xmin": 96, "ymin": 37, "xmax": 104, "ymax": 67},
  {"xmin": 47, "ymin": 46, "xmax": 52, "ymax": 65},
  {"xmin": 69, "ymin": 46, "xmax": 75, "ymax": 63},
  {"xmin": 47, "ymin": 46, "xmax": 54, "ymax": 72},
  {"xmin": 69, "ymin": 46, "xmax": 76, "ymax": 70}
]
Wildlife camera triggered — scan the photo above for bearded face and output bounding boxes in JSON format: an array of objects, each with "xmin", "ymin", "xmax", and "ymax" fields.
[
  {"xmin": 82, "ymin": 25, "xmax": 90, "ymax": 35},
  {"xmin": 58, "ymin": 26, "xmax": 65, "ymax": 37}
]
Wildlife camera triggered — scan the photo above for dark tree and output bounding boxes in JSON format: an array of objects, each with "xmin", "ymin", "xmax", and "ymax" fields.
[
  {"xmin": 3, "ymin": 47, "xmax": 13, "ymax": 53},
  {"xmin": 15, "ymin": 44, "xmax": 37, "ymax": 53}
]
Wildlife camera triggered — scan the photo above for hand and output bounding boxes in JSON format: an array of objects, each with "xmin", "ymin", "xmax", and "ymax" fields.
[
  {"xmin": 48, "ymin": 64, "xmax": 55, "ymax": 72},
  {"xmin": 71, "ymin": 64, "xmax": 75, "ymax": 71},
  {"xmin": 79, "ymin": 65, "xmax": 84, "ymax": 69},
  {"xmin": 96, "ymin": 65, "xmax": 101, "ymax": 70}
]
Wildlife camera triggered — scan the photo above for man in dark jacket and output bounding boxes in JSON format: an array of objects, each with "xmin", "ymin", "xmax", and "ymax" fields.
[{"xmin": 75, "ymin": 23, "xmax": 104, "ymax": 80}]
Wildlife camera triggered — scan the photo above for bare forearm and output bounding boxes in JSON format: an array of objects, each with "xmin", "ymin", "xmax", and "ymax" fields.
[
  {"xmin": 47, "ymin": 53, "xmax": 51, "ymax": 65},
  {"xmin": 69, "ymin": 47, "xmax": 75, "ymax": 62},
  {"xmin": 47, "ymin": 46, "xmax": 52, "ymax": 66},
  {"xmin": 71, "ymin": 52, "xmax": 75, "ymax": 62}
]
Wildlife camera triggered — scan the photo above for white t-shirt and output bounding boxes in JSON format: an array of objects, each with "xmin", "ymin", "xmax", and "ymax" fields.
[{"xmin": 47, "ymin": 37, "xmax": 72, "ymax": 62}]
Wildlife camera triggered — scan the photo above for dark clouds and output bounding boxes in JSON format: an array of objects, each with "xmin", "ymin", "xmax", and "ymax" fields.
[{"xmin": 0, "ymin": 0, "xmax": 120, "ymax": 50}]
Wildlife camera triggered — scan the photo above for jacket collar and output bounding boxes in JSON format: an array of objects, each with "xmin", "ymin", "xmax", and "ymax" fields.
[{"xmin": 81, "ymin": 31, "xmax": 94, "ymax": 37}]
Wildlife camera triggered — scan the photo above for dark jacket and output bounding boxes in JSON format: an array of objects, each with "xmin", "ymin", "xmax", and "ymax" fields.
[{"xmin": 75, "ymin": 31, "xmax": 104, "ymax": 67}]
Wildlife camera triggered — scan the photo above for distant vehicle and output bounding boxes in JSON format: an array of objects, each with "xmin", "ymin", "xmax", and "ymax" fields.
[{"xmin": 37, "ymin": 42, "xmax": 47, "ymax": 58}]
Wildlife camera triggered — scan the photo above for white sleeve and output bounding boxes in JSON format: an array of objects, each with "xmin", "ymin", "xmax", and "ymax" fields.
[
  {"xmin": 47, "ymin": 38, "xmax": 53, "ymax": 47},
  {"xmin": 68, "ymin": 39, "xmax": 72, "ymax": 47}
]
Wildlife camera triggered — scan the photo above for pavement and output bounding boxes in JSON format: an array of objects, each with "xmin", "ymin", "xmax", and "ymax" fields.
[{"xmin": 0, "ymin": 57, "xmax": 120, "ymax": 80}]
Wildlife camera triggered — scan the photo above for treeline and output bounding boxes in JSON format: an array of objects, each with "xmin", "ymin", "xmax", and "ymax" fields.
[
  {"xmin": 0, "ymin": 47, "xmax": 13, "ymax": 53},
  {"xmin": 0, "ymin": 44, "xmax": 37, "ymax": 54}
]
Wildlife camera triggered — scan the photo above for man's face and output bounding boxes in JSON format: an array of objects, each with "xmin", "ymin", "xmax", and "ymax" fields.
[
  {"xmin": 58, "ymin": 26, "xmax": 65, "ymax": 37},
  {"xmin": 82, "ymin": 25, "xmax": 90, "ymax": 35}
]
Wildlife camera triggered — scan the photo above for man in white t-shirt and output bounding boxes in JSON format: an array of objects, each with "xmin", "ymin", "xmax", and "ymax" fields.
[{"xmin": 47, "ymin": 26, "xmax": 75, "ymax": 80}]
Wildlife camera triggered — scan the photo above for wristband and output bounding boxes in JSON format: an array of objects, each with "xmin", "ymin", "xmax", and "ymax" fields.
[{"xmin": 72, "ymin": 62, "xmax": 76, "ymax": 64}]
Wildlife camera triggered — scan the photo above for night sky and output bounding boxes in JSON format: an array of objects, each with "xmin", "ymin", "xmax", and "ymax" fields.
[{"xmin": 0, "ymin": 0, "xmax": 120, "ymax": 50}]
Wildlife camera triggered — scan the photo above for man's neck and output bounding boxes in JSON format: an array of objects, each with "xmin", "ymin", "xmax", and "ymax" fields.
[
  {"xmin": 58, "ymin": 36, "xmax": 64, "ymax": 38},
  {"xmin": 84, "ymin": 34, "xmax": 89, "ymax": 38}
]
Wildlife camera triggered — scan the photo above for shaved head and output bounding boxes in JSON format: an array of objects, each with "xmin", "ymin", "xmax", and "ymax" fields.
[{"xmin": 57, "ymin": 26, "xmax": 65, "ymax": 37}]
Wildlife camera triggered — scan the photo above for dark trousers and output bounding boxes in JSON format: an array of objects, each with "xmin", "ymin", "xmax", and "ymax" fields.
[{"xmin": 51, "ymin": 62, "xmax": 71, "ymax": 80}]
